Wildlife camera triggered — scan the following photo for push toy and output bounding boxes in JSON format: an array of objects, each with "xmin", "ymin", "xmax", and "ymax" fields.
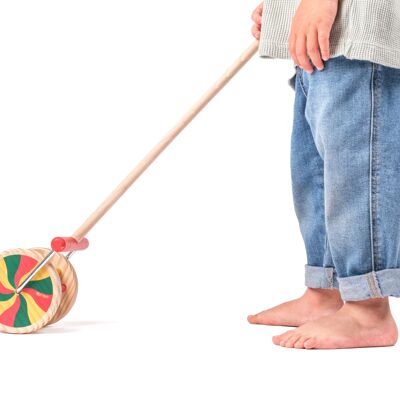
[{"xmin": 0, "ymin": 40, "xmax": 259, "ymax": 333}]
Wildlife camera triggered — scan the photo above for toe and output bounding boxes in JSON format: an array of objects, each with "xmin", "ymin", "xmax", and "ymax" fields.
[
  {"xmin": 247, "ymin": 310, "xmax": 275, "ymax": 325},
  {"xmin": 273, "ymin": 329, "xmax": 296, "ymax": 346},
  {"xmin": 304, "ymin": 338, "xmax": 317, "ymax": 349},
  {"xmin": 284, "ymin": 334, "xmax": 301, "ymax": 348},
  {"xmin": 247, "ymin": 314, "xmax": 259, "ymax": 324},
  {"xmin": 293, "ymin": 336, "xmax": 308, "ymax": 349},
  {"xmin": 247, "ymin": 314, "xmax": 260, "ymax": 324},
  {"xmin": 272, "ymin": 334, "xmax": 281, "ymax": 345}
]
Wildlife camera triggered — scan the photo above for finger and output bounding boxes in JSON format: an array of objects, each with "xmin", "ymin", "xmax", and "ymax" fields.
[
  {"xmin": 251, "ymin": 24, "xmax": 261, "ymax": 40},
  {"xmin": 307, "ymin": 28, "xmax": 324, "ymax": 70},
  {"xmin": 251, "ymin": 7, "xmax": 258, "ymax": 22},
  {"xmin": 289, "ymin": 31, "xmax": 300, "ymax": 66},
  {"xmin": 318, "ymin": 24, "xmax": 331, "ymax": 61},
  {"xmin": 252, "ymin": 8, "xmax": 262, "ymax": 24},
  {"xmin": 296, "ymin": 33, "xmax": 314, "ymax": 73}
]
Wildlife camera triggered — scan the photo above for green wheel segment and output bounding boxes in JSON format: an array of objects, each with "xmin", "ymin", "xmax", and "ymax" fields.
[{"xmin": 0, "ymin": 248, "xmax": 62, "ymax": 334}]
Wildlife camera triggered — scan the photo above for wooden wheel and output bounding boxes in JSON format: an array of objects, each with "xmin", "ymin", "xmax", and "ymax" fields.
[
  {"xmin": 30, "ymin": 247, "xmax": 78, "ymax": 325},
  {"xmin": 0, "ymin": 248, "xmax": 62, "ymax": 334}
]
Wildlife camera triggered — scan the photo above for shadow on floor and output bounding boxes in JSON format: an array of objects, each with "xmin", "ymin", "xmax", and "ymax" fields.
[{"xmin": 37, "ymin": 320, "xmax": 117, "ymax": 334}]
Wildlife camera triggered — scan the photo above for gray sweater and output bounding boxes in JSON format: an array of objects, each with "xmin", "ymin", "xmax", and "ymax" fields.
[{"xmin": 259, "ymin": 0, "xmax": 400, "ymax": 70}]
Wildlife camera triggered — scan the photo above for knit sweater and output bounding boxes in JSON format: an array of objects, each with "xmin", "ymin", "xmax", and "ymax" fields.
[{"xmin": 259, "ymin": 0, "xmax": 400, "ymax": 70}]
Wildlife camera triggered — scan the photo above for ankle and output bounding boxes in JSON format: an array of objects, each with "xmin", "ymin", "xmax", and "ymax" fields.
[
  {"xmin": 304, "ymin": 287, "xmax": 343, "ymax": 304},
  {"xmin": 344, "ymin": 297, "xmax": 393, "ymax": 321}
]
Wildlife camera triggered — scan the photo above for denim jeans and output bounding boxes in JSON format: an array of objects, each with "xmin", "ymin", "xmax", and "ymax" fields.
[{"xmin": 288, "ymin": 55, "xmax": 400, "ymax": 301}]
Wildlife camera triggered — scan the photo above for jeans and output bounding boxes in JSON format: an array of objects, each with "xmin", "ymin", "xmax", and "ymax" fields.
[{"xmin": 288, "ymin": 55, "xmax": 400, "ymax": 301}]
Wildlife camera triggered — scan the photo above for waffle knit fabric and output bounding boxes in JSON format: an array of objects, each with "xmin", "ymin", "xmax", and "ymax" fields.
[{"xmin": 259, "ymin": 0, "xmax": 400, "ymax": 70}]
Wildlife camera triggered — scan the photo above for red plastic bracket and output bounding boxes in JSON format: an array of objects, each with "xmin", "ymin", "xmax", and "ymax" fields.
[{"xmin": 51, "ymin": 236, "xmax": 89, "ymax": 252}]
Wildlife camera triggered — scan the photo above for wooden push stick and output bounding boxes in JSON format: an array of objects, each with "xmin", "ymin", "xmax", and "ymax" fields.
[{"xmin": 70, "ymin": 40, "xmax": 260, "ymax": 243}]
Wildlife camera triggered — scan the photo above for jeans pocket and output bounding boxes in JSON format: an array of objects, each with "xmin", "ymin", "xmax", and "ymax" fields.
[
  {"xmin": 296, "ymin": 66, "xmax": 308, "ymax": 98},
  {"xmin": 288, "ymin": 69, "xmax": 296, "ymax": 91}
]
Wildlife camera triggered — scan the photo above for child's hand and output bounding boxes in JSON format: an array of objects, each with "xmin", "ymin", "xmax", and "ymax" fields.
[
  {"xmin": 289, "ymin": 0, "xmax": 339, "ymax": 73},
  {"xmin": 251, "ymin": 2, "xmax": 263, "ymax": 40}
]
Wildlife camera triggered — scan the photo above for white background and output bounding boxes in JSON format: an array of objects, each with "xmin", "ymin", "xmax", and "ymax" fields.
[{"xmin": 0, "ymin": 1, "xmax": 398, "ymax": 399}]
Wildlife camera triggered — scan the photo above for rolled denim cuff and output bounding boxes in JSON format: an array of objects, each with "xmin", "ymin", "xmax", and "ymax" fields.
[
  {"xmin": 304, "ymin": 264, "xmax": 339, "ymax": 289},
  {"xmin": 337, "ymin": 268, "xmax": 400, "ymax": 301}
]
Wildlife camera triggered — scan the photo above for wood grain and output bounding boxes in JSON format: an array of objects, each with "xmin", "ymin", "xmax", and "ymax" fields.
[
  {"xmin": 0, "ymin": 248, "xmax": 62, "ymax": 334},
  {"xmin": 71, "ymin": 41, "xmax": 260, "ymax": 241},
  {"xmin": 30, "ymin": 247, "xmax": 78, "ymax": 326}
]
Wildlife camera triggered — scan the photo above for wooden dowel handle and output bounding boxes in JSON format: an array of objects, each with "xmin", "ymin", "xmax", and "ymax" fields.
[{"xmin": 72, "ymin": 40, "xmax": 259, "ymax": 242}]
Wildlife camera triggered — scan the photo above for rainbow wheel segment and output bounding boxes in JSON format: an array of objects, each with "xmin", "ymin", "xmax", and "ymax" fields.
[
  {"xmin": 0, "ymin": 248, "xmax": 62, "ymax": 334},
  {"xmin": 30, "ymin": 248, "xmax": 78, "ymax": 326}
]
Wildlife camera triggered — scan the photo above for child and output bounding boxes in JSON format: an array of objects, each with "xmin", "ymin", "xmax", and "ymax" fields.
[{"xmin": 248, "ymin": 0, "xmax": 400, "ymax": 349}]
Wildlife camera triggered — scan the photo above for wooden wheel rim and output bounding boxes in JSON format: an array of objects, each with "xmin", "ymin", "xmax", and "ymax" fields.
[
  {"xmin": 0, "ymin": 248, "xmax": 62, "ymax": 334},
  {"xmin": 30, "ymin": 247, "xmax": 78, "ymax": 326}
]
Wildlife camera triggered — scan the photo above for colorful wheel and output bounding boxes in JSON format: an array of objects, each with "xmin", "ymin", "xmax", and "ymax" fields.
[
  {"xmin": 30, "ymin": 247, "xmax": 78, "ymax": 326},
  {"xmin": 0, "ymin": 248, "xmax": 62, "ymax": 334}
]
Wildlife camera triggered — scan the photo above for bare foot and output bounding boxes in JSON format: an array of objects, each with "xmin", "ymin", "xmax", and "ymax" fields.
[
  {"xmin": 247, "ymin": 288, "xmax": 343, "ymax": 327},
  {"xmin": 272, "ymin": 297, "xmax": 398, "ymax": 349}
]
